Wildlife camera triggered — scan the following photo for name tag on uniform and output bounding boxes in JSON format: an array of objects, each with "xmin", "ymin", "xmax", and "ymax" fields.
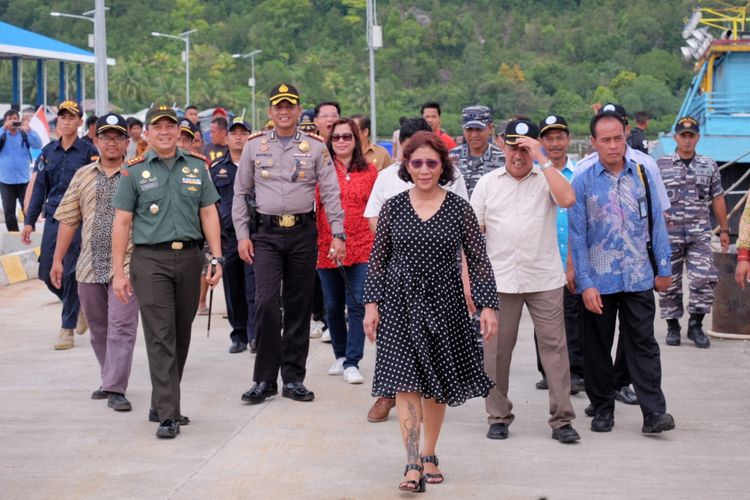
[
  {"xmin": 141, "ymin": 181, "xmax": 159, "ymax": 191},
  {"xmin": 293, "ymin": 153, "xmax": 312, "ymax": 158},
  {"xmin": 638, "ymin": 197, "xmax": 648, "ymax": 219},
  {"xmin": 182, "ymin": 177, "xmax": 202, "ymax": 185}
]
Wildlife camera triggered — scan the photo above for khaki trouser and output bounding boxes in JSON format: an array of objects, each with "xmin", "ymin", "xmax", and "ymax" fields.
[{"xmin": 484, "ymin": 287, "xmax": 576, "ymax": 429}]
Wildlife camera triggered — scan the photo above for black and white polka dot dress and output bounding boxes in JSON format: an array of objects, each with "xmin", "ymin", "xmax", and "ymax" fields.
[{"xmin": 363, "ymin": 190, "xmax": 498, "ymax": 407}]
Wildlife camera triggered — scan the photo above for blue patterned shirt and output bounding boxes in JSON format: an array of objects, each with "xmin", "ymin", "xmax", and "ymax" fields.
[{"xmin": 569, "ymin": 159, "xmax": 671, "ymax": 294}]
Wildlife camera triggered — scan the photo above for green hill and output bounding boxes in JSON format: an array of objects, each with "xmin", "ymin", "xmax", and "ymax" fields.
[{"xmin": 0, "ymin": 0, "xmax": 696, "ymax": 138}]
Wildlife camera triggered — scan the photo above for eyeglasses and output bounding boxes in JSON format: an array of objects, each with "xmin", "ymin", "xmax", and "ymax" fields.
[
  {"xmin": 408, "ymin": 159, "xmax": 440, "ymax": 169},
  {"xmin": 97, "ymin": 135, "xmax": 127, "ymax": 144},
  {"xmin": 331, "ymin": 133, "xmax": 354, "ymax": 142},
  {"xmin": 318, "ymin": 113, "xmax": 339, "ymax": 119}
]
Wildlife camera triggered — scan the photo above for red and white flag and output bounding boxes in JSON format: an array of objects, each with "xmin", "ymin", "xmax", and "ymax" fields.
[{"xmin": 29, "ymin": 106, "xmax": 50, "ymax": 146}]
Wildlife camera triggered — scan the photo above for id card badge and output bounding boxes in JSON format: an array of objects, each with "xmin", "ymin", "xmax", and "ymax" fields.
[{"xmin": 638, "ymin": 197, "xmax": 648, "ymax": 219}]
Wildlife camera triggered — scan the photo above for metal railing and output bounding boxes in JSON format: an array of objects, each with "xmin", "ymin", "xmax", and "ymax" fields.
[{"xmin": 683, "ymin": 91, "xmax": 750, "ymax": 123}]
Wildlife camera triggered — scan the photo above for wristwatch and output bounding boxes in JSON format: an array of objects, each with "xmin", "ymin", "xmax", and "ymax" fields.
[
  {"xmin": 540, "ymin": 160, "xmax": 554, "ymax": 172},
  {"xmin": 210, "ymin": 256, "xmax": 225, "ymax": 265},
  {"xmin": 333, "ymin": 232, "xmax": 347, "ymax": 241}
]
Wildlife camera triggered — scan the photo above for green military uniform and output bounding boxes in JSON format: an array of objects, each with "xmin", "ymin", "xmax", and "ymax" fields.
[{"xmin": 113, "ymin": 125, "xmax": 219, "ymax": 426}]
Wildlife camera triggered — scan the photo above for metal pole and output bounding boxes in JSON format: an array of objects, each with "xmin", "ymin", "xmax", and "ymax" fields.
[
  {"xmin": 251, "ymin": 55, "xmax": 257, "ymax": 131},
  {"xmin": 185, "ymin": 36, "xmax": 190, "ymax": 106},
  {"xmin": 93, "ymin": 0, "xmax": 109, "ymax": 115},
  {"xmin": 367, "ymin": 0, "xmax": 377, "ymax": 141}
]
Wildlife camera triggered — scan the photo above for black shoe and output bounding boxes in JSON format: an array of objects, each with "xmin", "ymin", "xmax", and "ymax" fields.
[
  {"xmin": 249, "ymin": 339, "xmax": 257, "ymax": 353},
  {"xmin": 584, "ymin": 404, "xmax": 596, "ymax": 417},
  {"xmin": 591, "ymin": 411, "xmax": 614, "ymax": 432},
  {"xmin": 614, "ymin": 385, "xmax": 638, "ymax": 405},
  {"xmin": 486, "ymin": 423, "xmax": 509, "ymax": 440},
  {"xmin": 91, "ymin": 387, "xmax": 108, "ymax": 400},
  {"xmin": 552, "ymin": 424, "xmax": 581, "ymax": 443},
  {"xmin": 241, "ymin": 381, "xmax": 278, "ymax": 404},
  {"xmin": 229, "ymin": 342, "xmax": 247, "ymax": 354},
  {"xmin": 535, "ymin": 377, "xmax": 548, "ymax": 390},
  {"xmin": 687, "ymin": 314, "xmax": 711, "ymax": 348},
  {"xmin": 156, "ymin": 419, "xmax": 180, "ymax": 439},
  {"xmin": 570, "ymin": 375, "xmax": 585, "ymax": 395},
  {"xmin": 642, "ymin": 412, "xmax": 675, "ymax": 434},
  {"xmin": 282, "ymin": 382, "xmax": 315, "ymax": 402},
  {"xmin": 666, "ymin": 319, "xmax": 681, "ymax": 346},
  {"xmin": 107, "ymin": 393, "xmax": 132, "ymax": 412},
  {"xmin": 148, "ymin": 408, "xmax": 190, "ymax": 425}
]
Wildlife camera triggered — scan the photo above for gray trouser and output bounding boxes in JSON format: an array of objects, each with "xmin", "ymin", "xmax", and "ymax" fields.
[{"xmin": 77, "ymin": 282, "xmax": 139, "ymax": 394}]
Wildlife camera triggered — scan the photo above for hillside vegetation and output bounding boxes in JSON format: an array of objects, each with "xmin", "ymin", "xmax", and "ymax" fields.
[{"xmin": 0, "ymin": 0, "xmax": 697, "ymax": 137}]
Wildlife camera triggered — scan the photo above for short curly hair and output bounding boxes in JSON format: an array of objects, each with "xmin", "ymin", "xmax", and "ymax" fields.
[{"xmin": 397, "ymin": 131, "xmax": 456, "ymax": 186}]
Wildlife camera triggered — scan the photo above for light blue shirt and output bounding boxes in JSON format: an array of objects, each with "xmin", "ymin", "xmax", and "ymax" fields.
[
  {"xmin": 0, "ymin": 129, "xmax": 42, "ymax": 184},
  {"xmin": 574, "ymin": 145, "xmax": 670, "ymax": 211},
  {"xmin": 556, "ymin": 158, "xmax": 575, "ymax": 265},
  {"xmin": 569, "ymin": 159, "xmax": 671, "ymax": 294}
]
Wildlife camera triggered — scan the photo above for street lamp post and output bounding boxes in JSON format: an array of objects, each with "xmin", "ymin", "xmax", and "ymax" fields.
[
  {"xmin": 151, "ymin": 29, "xmax": 197, "ymax": 106},
  {"xmin": 232, "ymin": 50, "xmax": 262, "ymax": 131},
  {"xmin": 50, "ymin": 1, "xmax": 110, "ymax": 115},
  {"xmin": 366, "ymin": 0, "xmax": 382, "ymax": 141}
]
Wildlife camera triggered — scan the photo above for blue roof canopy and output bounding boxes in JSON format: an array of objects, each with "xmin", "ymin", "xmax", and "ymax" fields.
[{"xmin": 0, "ymin": 20, "xmax": 96, "ymax": 64}]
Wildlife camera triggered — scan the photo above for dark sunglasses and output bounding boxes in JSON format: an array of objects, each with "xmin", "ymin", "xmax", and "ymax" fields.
[
  {"xmin": 331, "ymin": 133, "xmax": 354, "ymax": 142},
  {"xmin": 408, "ymin": 159, "xmax": 441, "ymax": 169}
]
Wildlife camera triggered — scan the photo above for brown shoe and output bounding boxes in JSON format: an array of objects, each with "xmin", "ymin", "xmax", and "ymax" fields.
[
  {"xmin": 75, "ymin": 310, "xmax": 88, "ymax": 335},
  {"xmin": 54, "ymin": 328, "xmax": 74, "ymax": 350},
  {"xmin": 367, "ymin": 396, "xmax": 395, "ymax": 423}
]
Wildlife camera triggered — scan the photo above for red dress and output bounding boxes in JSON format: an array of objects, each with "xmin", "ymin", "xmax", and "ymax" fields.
[{"xmin": 316, "ymin": 158, "xmax": 378, "ymax": 269}]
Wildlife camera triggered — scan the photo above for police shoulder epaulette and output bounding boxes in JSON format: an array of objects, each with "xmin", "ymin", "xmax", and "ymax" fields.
[
  {"xmin": 248, "ymin": 131, "xmax": 265, "ymax": 141},
  {"xmin": 186, "ymin": 151, "xmax": 207, "ymax": 162},
  {"xmin": 306, "ymin": 132, "xmax": 325, "ymax": 143},
  {"xmin": 210, "ymin": 158, "xmax": 224, "ymax": 169},
  {"xmin": 127, "ymin": 155, "xmax": 145, "ymax": 166}
]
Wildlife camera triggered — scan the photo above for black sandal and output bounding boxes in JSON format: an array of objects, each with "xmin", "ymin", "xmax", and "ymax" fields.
[
  {"xmin": 421, "ymin": 455, "xmax": 444, "ymax": 484},
  {"xmin": 399, "ymin": 463, "xmax": 426, "ymax": 493}
]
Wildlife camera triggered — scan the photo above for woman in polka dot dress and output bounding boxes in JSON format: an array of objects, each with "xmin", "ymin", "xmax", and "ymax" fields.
[{"xmin": 363, "ymin": 131, "xmax": 498, "ymax": 493}]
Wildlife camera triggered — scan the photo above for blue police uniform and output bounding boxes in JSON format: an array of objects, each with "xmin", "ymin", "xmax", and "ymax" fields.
[
  {"xmin": 25, "ymin": 137, "xmax": 99, "ymax": 329},
  {"xmin": 209, "ymin": 153, "xmax": 255, "ymax": 347}
]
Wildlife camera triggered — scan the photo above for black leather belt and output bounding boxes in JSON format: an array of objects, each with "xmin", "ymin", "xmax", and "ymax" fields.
[
  {"xmin": 257, "ymin": 212, "xmax": 314, "ymax": 228},
  {"xmin": 136, "ymin": 240, "xmax": 201, "ymax": 250}
]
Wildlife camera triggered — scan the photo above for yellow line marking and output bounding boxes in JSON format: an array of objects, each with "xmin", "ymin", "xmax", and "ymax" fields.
[{"xmin": 0, "ymin": 254, "xmax": 28, "ymax": 284}]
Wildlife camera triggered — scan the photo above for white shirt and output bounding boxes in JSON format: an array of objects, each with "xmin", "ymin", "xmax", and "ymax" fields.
[
  {"xmin": 574, "ymin": 145, "xmax": 671, "ymax": 211},
  {"xmin": 363, "ymin": 161, "xmax": 469, "ymax": 218},
  {"xmin": 470, "ymin": 166, "xmax": 566, "ymax": 294}
]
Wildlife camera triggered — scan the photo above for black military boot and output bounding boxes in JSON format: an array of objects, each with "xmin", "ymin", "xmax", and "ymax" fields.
[
  {"xmin": 687, "ymin": 314, "xmax": 711, "ymax": 348},
  {"xmin": 666, "ymin": 319, "xmax": 681, "ymax": 346}
]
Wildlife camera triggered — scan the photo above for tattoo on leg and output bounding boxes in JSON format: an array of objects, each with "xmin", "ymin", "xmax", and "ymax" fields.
[{"xmin": 404, "ymin": 401, "xmax": 419, "ymax": 464}]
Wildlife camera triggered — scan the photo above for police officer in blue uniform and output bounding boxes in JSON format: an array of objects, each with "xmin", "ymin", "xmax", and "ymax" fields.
[
  {"xmin": 22, "ymin": 101, "xmax": 99, "ymax": 350},
  {"xmin": 210, "ymin": 117, "xmax": 256, "ymax": 354}
]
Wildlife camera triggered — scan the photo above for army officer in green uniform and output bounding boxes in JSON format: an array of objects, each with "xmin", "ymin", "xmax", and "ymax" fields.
[{"xmin": 112, "ymin": 105, "xmax": 223, "ymax": 439}]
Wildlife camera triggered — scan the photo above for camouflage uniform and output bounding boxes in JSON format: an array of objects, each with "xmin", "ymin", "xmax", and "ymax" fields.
[
  {"xmin": 657, "ymin": 152, "xmax": 723, "ymax": 318},
  {"xmin": 449, "ymin": 142, "xmax": 505, "ymax": 197}
]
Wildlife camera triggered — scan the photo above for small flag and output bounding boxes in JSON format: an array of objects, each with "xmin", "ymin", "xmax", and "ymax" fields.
[{"xmin": 29, "ymin": 106, "xmax": 50, "ymax": 146}]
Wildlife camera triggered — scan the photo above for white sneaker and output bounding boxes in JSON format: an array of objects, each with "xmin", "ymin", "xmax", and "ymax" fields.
[
  {"xmin": 310, "ymin": 320, "xmax": 324, "ymax": 338},
  {"xmin": 343, "ymin": 366, "xmax": 364, "ymax": 384},
  {"xmin": 328, "ymin": 357, "xmax": 345, "ymax": 376},
  {"xmin": 320, "ymin": 328, "xmax": 332, "ymax": 343}
]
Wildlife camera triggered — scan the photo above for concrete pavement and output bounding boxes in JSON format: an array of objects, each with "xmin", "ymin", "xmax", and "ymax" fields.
[{"xmin": 0, "ymin": 279, "xmax": 749, "ymax": 499}]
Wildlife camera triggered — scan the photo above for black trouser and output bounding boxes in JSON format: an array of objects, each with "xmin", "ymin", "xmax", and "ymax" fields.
[
  {"xmin": 252, "ymin": 222, "xmax": 317, "ymax": 384},
  {"xmin": 535, "ymin": 287, "xmax": 585, "ymax": 379},
  {"xmin": 312, "ymin": 273, "xmax": 326, "ymax": 325},
  {"xmin": 221, "ymin": 232, "xmax": 255, "ymax": 344},
  {"xmin": 0, "ymin": 182, "xmax": 27, "ymax": 232},
  {"xmin": 39, "ymin": 217, "xmax": 81, "ymax": 329},
  {"xmin": 130, "ymin": 245, "xmax": 202, "ymax": 422},
  {"xmin": 582, "ymin": 290, "xmax": 667, "ymax": 418}
]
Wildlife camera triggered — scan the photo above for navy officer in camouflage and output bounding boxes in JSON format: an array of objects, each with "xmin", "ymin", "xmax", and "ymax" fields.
[
  {"xmin": 449, "ymin": 105, "xmax": 505, "ymax": 197},
  {"xmin": 233, "ymin": 84, "xmax": 345, "ymax": 405},
  {"xmin": 657, "ymin": 116, "xmax": 730, "ymax": 348},
  {"xmin": 112, "ymin": 105, "xmax": 223, "ymax": 439}
]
